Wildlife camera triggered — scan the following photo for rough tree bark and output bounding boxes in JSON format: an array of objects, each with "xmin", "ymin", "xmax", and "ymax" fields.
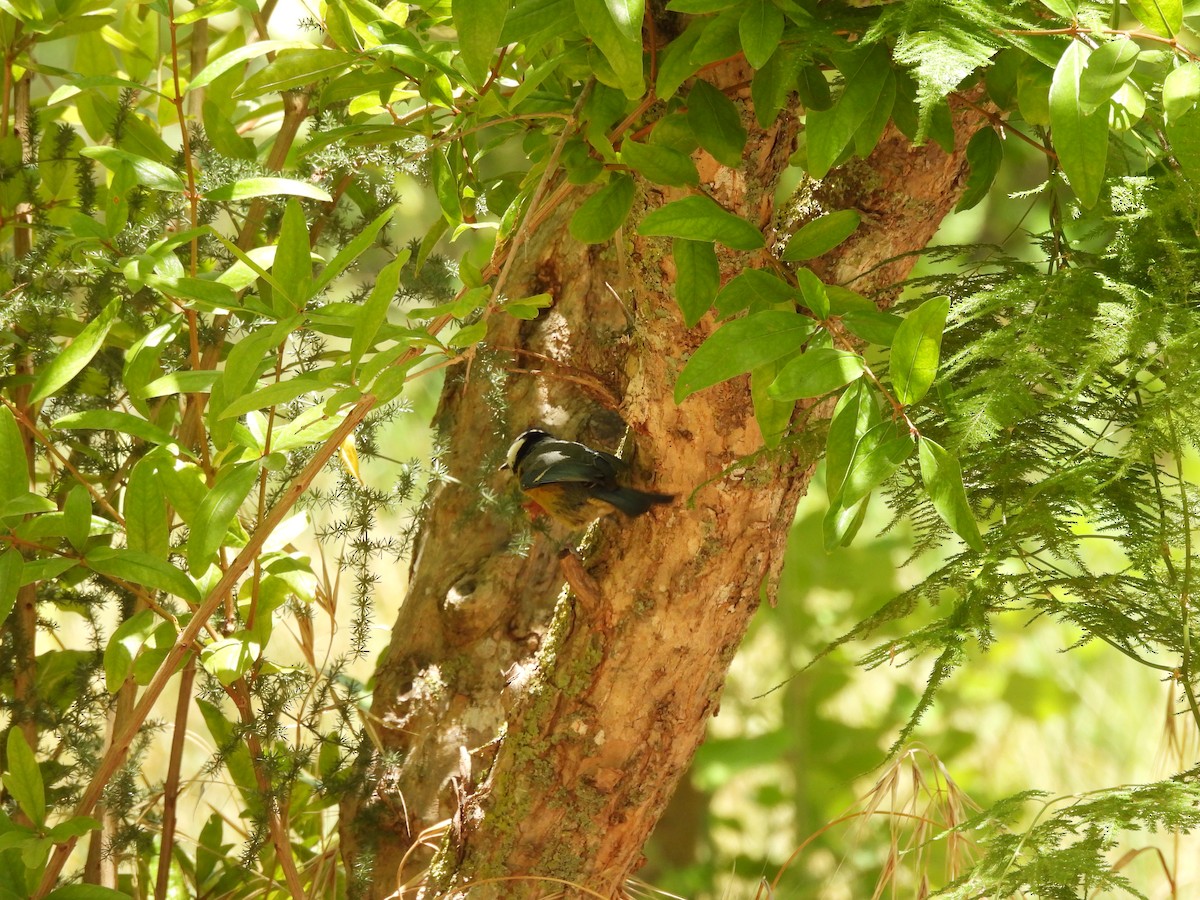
[{"xmin": 342, "ymin": 58, "xmax": 986, "ymax": 897}]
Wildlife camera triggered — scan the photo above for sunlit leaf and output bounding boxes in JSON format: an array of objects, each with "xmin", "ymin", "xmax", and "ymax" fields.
[
  {"xmin": 638, "ymin": 195, "xmax": 764, "ymax": 249},
  {"xmin": 673, "ymin": 238, "xmax": 719, "ymax": 327},
  {"xmin": 675, "ymin": 311, "xmax": 814, "ymax": 401},
  {"xmin": 890, "ymin": 295, "xmax": 949, "ymax": 406},
  {"xmin": 768, "ymin": 348, "xmax": 865, "ymax": 400},
  {"xmin": 919, "ymin": 437, "xmax": 985, "ymax": 550}
]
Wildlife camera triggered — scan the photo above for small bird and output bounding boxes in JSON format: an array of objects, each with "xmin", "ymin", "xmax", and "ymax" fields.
[{"xmin": 501, "ymin": 429, "xmax": 674, "ymax": 528}]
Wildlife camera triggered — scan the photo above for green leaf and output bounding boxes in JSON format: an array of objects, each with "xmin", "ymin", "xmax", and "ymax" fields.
[
  {"xmin": 1049, "ymin": 41, "xmax": 1109, "ymax": 208},
  {"xmin": 751, "ymin": 360, "xmax": 794, "ymax": 448},
  {"xmin": 620, "ymin": 140, "xmax": 699, "ymax": 186},
  {"xmin": 314, "ymin": 205, "xmax": 398, "ymax": 293},
  {"xmin": 142, "ymin": 370, "xmax": 222, "ymax": 398},
  {"xmin": 103, "ymin": 608, "xmax": 158, "ymax": 693},
  {"xmin": 796, "ymin": 64, "xmax": 831, "ymax": 112},
  {"xmin": 200, "ymin": 635, "xmax": 259, "ymax": 686},
  {"xmin": 823, "ymin": 493, "xmax": 870, "ymax": 549},
  {"xmin": 204, "ymin": 177, "xmax": 333, "ymax": 202},
  {"xmin": 79, "ymin": 146, "xmax": 185, "ymax": 192},
  {"xmin": 919, "ymin": 437, "xmax": 985, "ymax": 550},
  {"xmin": 187, "ymin": 461, "xmax": 262, "ymax": 574},
  {"xmin": 4, "ymin": 730, "xmax": 45, "ymax": 827},
  {"xmin": 29, "ymin": 299, "xmax": 121, "ymax": 404},
  {"xmin": 53, "ymin": 410, "xmax": 181, "ymax": 449},
  {"xmin": 234, "ymin": 47, "xmax": 358, "ymax": 98},
  {"xmin": 714, "ymin": 269, "xmax": 797, "ymax": 317},
  {"xmin": 272, "ymin": 198, "xmax": 313, "ymax": 309},
  {"xmin": 655, "ymin": 16, "xmax": 704, "ymax": 99},
  {"xmin": 690, "ymin": 8, "xmax": 740, "ymax": 67},
  {"xmin": 202, "ymin": 98, "xmax": 256, "ymax": 161},
  {"xmin": 63, "ymin": 484, "xmax": 91, "ymax": 553},
  {"xmin": 794, "ymin": 268, "xmax": 828, "ymax": 318},
  {"xmin": 575, "ymin": 0, "xmax": 644, "ymax": 98},
  {"xmin": 768, "ymin": 348, "xmax": 865, "ymax": 399},
  {"xmin": 1163, "ymin": 64, "xmax": 1200, "ymax": 179},
  {"xmin": 805, "ymin": 46, "xmax": 891, "ymax": 178},
  {"xmin": 143, "ymin": 275, "xmax": 240, "ymax": 312},
  {"xmin": 841, "ymin": 308, "xmax": 901, "ymax": 346},
  {"xmin": 686, "ymin": 79, "xmax": 746, "ymax": 168},
  {"xmin": 124, "ymin": 317, "xmax": 183, "ymax": 416},
  {"xmin": 196, "ymin": 699, "xmax": 261, "ymax": 812},
  {"xmin": 45, "ymin": 818, "xmax": 102, "ymax": 847},
  {"xmin": 604, "ymin": 0, "xmax": 644, "ymax": 40},
  {"xmin": 124, "ymin": 454, "xmax": 169, "ymax": 558},
  {"xmin": 45, "ymin": 886, "xmax": 133, "ymax": 900},
  {"xmin": 351, "ymin": 249, "xmax": 411, "ymax": 369},
  {"xmin": 0, "ymin": 407, "xmax": 27, "ymax": 504},
  {"xmin": 218, "ymin": 376, "xmax": 328, "ymax": 420},
  {"xmin": 752, "ymin": 44, "xmax": 803, "ymax": 128},
  {"xmin": 1017, "ymin": 58, "xmax": 1052, "ymax": 127},
  {"xmin": 0, "ymin": 549, "xmax": 22, "ymax": 627},
  {"xmin": 156, "ymin": 460, "xmax": 208, "ymax": 527},
  {"xmin": 430, "ymin": 148, "xmax": 462, "ymax": 223},
  {"xmin": 890, "ymin": 295, "xmax": 949, "ymax": 406},
  {"xmin": 673, "ymin": 239, "xmax": 720, "ymax": 327},
  {"xmin": 955, "ymin": 126, "xmax": 1003, "ymax": 212},
  {"xmin": 739, "ymin": 0, "xmax": 782, "ymax": 70},
  {"xmin": 454, "ymin": 0, "xmax": 509, "ymax": 84},
  {"xmin": 638, "ymin": 195, "xmax": 764, "ymax": 250},
  {"xmin": 837, "ymin": 419, "xmax": 913, "ymax": 507},
  {"xmin": 88, "ymin": 547, "xmax": 202, "ymax": 604},
  {"xmin": 1078, "ymin": 38, "xmax": 1139, "ymax": 113},
  {"xmin": 675, "ymin": 310, "xmax": 815, "ymax": 401},
  {"xmin": 781, "ymin": 209, "xmax": 861, "ymax": 261},
  {"xmin": 188, "ymin": 40, "xmax": 319, "ymax": 91},
  {"xmin": 1127, "ymin": 0, "xmax": 1181, "ymax": 37},
  {"xmin": 569, "ymin": 174, "xmax": 636, "ymax": 244},
  {"xmin": 825, "ymin": 380, "xmax": 878, "ymax": 501},
  {"xmin": 1, "ymin": 493, "xmax": 57, "ymax": 519}
]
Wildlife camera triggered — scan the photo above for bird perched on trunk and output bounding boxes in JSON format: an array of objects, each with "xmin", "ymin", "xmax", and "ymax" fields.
[{"xmin": 501, "ymin": 429, "xmax": 674, "ymax": 528}]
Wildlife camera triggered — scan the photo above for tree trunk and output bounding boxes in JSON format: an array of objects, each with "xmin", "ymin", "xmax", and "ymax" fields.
[{"xmin": 343, "ymin": 62, "xmax": 985, "ymax": 897}]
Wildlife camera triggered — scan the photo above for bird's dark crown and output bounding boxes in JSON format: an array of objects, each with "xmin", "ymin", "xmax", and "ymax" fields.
[{"xmin": 504, "ymin": 429, "xmax": 554, "ymax": 471}]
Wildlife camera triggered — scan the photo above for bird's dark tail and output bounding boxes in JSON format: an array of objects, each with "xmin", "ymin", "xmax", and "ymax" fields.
[{"xmin": 596, "ymin": 487, "xmax": 675, "ymax": 517}]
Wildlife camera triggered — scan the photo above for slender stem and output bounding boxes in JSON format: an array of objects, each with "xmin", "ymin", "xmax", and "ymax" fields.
[
  {"xmin": 153, "ymin": 657, "xmax": 195, "ymax": 900},
  {"xmin": 1165, "ymin": 407, "xmax": 1200, "ymax": 734}
]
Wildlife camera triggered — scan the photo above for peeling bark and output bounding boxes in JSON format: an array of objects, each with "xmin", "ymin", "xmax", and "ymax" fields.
[{"xmin": 343, "ymin": 68, "xmax": 987, "ymax": 897}]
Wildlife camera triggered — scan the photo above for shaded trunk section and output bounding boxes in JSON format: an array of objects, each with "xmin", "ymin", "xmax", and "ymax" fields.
[{"xmin": 343, "ymin": 66, "xmax": 986, "ymax": 897}]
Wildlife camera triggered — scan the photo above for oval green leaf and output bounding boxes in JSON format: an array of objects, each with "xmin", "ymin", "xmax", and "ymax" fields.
[
  {"xmin": 1049, "ymin": 41, "xmax": 1109, "ymax": 208},
  {"xmin": 204, "ymin": 177, "xmax": 333, "ymax": 203},
  {"xmin": 918, "ymin": 437, "xmax": 985, "ymax": 550},
  {"xmin": 674, "ymin": 238, "xmax": 719, "ymax": 327},
  {"xmin": 675, "ymin": 310, "xmax": 815, "ymax": 402},
  {"xmin": 79, "ymin": 147, "xmax": 185, "ymax": 192},
  {"xmin": 53, "ymin": 410, "xmax": 182, "ymax": 449},
  {"xmin": 739, "ymin": 0, "xmax": 783, "ymax": 70},
  {"xmin": 620, "ymin": 140, "xmax": 700, "ymax": 187},
  {"xmin": 570, "ymin": 175, "xmax": 636, "ymax": 244},
  {"xmin": 87, "ymin": 546, "xmax": 202, "ymax": 604},
  {"xmin": 686, "ymin": 79, "xmax": 747, "ymax": 168},
  {"xmin": 638, "ymin": 195, "xmax": 764, "ymax": 250},
  {"xmin": 187, "ymin": 460, "xmax": 263, "ymax": 574},
  {"xmin": 1079, "ymin": 38, "xmax": 1139, "ymax": 113},
  {"xmin": 768, "ymin": 347, "xmax": 865, "ymax": 400},
  {"xmin": 782, "ymin": 209, "xmax": 861, "ymax": 261},
  {"xmin": 838, "ymin": 420, "xmax": 914, "ymax": 508},
  {"xmin": 890, "ymin": 295, "xmax": 949, "ymax": 406},
  {"xmin": 29, "ymin": 299, "xmax": 122, "ymax": 404}
]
